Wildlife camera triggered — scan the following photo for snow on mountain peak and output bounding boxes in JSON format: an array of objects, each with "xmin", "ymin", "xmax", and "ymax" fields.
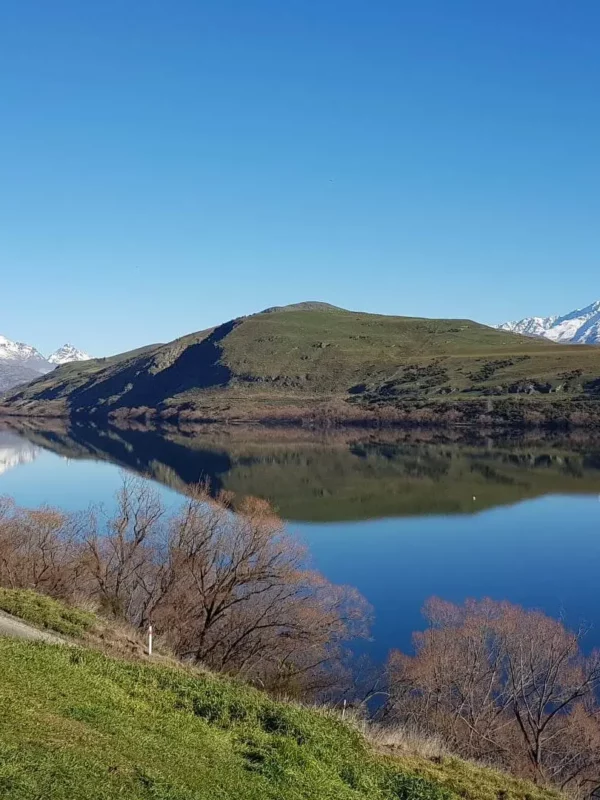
[
  {"xmin": 497, "ymin": 301, "xmax": 600, "ymax": 344},
  {"xmin": 48, "ymin": 344, "xmax": 92, "ymax": 365},
  {"xmin": 0, "ymin": 332, "xmax": 93, "ymax": 393},
  {"xmin": 0, "ymin": 334, "xmax": 50, "ymax": 371}
]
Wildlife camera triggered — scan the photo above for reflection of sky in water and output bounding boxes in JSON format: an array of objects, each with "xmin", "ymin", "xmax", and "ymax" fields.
[
  {"xmin": 0, "ymin": 449, "xmax": 181, "ymax": 511},
  {"xmin": 295, "ymin": 496, "xmax": 600, "ymax": 658},
  {"xmin": 2, "ymin": 439, "xmax": 600, "ymax": 661}
]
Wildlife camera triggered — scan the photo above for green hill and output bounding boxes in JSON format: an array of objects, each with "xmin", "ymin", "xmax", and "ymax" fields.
[
  {"xmin": 3, "ymin": 303, "xmax": 600, "ymax": 423},
  {"xmin": 0, "ymin": 590, "xmax": 561, "ymax": 800}
]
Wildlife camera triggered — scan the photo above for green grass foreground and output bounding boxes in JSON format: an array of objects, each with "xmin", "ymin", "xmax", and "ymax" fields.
[
  {"xmin": 0, "ymin": 640, "xmax": 450, "ymax": 800},
  {"xmin": 0, "ymin": 592, "xmax": 562, "ymax": 800}
]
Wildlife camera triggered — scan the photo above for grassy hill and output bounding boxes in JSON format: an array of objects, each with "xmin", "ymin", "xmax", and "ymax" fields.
[
  {"xmin": 2, "ymin": 303, "xmax": 600, "ymax": 424},
  {"xmin": 0, "ymin": 590, "xmax": 561, "ymax": 800}
]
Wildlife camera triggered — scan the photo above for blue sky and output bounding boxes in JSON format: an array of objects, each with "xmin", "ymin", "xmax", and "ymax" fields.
[{"xmin": 1, "ymin": 0, "xmax": 599, "ymax": 356}]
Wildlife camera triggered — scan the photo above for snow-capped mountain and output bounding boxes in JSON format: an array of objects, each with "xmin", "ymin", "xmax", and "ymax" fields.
[
  {"xmin": 0, "ymin": 334, "xmax": 52, "ymax": 392},
  {"xmin": 48, "ymin": 344, "xmax": 91, "ymax": 365},
  {"xmin": 0, "ymin": 333, "xmax": 93, "ymax": 393},
  {"xmin": 497, "ymin": 301, "xmax": 600, "ymax": 344},
  {"xmin": 0, "ymin": 334, "xmax": 51, "ymax": 373}
]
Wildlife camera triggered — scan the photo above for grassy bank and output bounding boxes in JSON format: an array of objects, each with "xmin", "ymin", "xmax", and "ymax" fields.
[
  {"xmin": 0, "ymin": 592, "xmax": 561, "ymax": 800},
  {"xmin": 0, "ymin": 588, "xmax": 96, "ymax": 637}
]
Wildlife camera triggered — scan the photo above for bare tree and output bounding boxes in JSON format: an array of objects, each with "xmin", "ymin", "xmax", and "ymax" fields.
[
  {"xmin": 0, "ymin": 496, "xmax": 82, "ymax": 597},
  {"xmin": 1, "ymin": 479, "xmax": 370, "ymax": 700},
  {"xmin": 385, "ymin": 598, "xmax": 514, "ymax": 762},
  {"xmin": 153, "ymin": 490, "xmax": 370, "ymax": 696},
  {"xmin": 82, "ymin": 477, "xmax": 166, "ymax": 621},
  {"xmin": 385, "ymin": 598, "xmax": 600, "ymax": 795},
  {"xmin": 497, "ymin": 605, "xmax": 600, "ymax": 783}
]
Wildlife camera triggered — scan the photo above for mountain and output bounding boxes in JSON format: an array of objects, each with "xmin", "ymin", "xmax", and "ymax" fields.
[
  {"xmin": 0, "ymin": 334, "xmax": 50, "ymax": 373},
  {"xmin": 0, "ymin": 363, "xmax": 45, "ymax": 394},
  {"xmin": 0, "ymin": 333, "xmax": 53, "ymax": 393},
  {"xmin": 48, "ymin": 343, "xmax": 91, "ymax": 365},
  {"xmin": 4, "ymin": 302, "xmax": 600, "ymax": 424},
  {"xmin": 497, "ymin": 300, "xmax": 600, "ymax": 344},
  {"xmin": 0, "ymin": 333, "xmax": 92, "ymax": 393}
]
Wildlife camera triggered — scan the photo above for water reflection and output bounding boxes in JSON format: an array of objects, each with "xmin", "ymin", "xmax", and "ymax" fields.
[
  {"xmin": 0, "ymin": 431, "xmax": 40, "ymax": 476},
  {"xmin": 3, "ymin": 418, "xmax": 600, "ymax": 521},
  {"xmin": 2, "ymin": 419, "xmax": 600, "ymax": 656}
]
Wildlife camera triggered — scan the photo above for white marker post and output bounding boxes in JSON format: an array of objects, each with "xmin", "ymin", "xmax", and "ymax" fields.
[
  {"xmin": 148, "ymin": 624, "xmax": 153, "ymax": 656},
  {"xmin": 342, "ymin": 699, "xmax": 347, "ymax": 720}
]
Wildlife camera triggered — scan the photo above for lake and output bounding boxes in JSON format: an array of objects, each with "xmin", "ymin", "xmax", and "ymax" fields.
[{"xmin": 1, "ymin": 419, "xmax": 600, "ymax": 661}]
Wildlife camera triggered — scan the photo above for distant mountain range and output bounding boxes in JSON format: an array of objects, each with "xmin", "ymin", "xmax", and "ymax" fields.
[
  {"xmin": 497, "ymin": 300, "xmax": 600, "ymax": 344},
  {"xmin": 0, "ymin": 333, "xmax": 91, "ymax": 393}
]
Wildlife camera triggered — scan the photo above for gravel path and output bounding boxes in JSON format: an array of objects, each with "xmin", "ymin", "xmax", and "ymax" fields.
[{"xmin": 0, "ymin": 610, "xmax": 65, "ymax": 644}]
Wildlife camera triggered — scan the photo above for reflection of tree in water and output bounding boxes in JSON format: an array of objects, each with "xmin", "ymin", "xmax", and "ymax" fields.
[
  {"xmin": 5, "ymin": 421, "xmax": 600, "ymax": 523},
  {"xmin": 583, "ymin": 452, "xmax": 600, "ymax": 471},
  {"xmin": 469, "ymin": 462, "xmax": 519, "ymax": 485},
  {"xmin": 350, "ymin": 443, "xmax": 451, "ymax": 480}
]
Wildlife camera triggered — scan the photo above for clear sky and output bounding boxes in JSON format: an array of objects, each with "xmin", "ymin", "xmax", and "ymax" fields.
[{"xmin": 1, "ymin": 0, "xmax": 599, "ymax": 356}]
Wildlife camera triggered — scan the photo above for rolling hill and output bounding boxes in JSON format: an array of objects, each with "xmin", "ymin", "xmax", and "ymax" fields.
[{"xmin": 3, "ymin": 302, "xmax": 600, "ymax": 425}]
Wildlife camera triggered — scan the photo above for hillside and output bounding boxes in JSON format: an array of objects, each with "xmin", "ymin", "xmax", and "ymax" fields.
[
  {"xmin": 3, "ymin": 303, "xmax": 600, "ymax": 424},
  {"xmin": 0, "ymin": 589, "xmax": 561, "ymax": 800}
]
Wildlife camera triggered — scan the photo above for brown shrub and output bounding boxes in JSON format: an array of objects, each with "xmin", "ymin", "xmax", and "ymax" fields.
[
  {"xmin": 0, "ymin": 479, "xmax": 370, "ymax": 700},
  {"xmin": 384, "ymin": 598, "xmax": 600, "ymax": 796}
]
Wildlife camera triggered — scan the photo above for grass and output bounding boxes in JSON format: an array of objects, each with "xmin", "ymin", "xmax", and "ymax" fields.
[
  {"xmin": 0, "ymin": 636, "xmax": 561, "ymax": 800},
  {"xmin": 0, "ymin": 591, "xmax": 562, "ymax": 800},
  {"xmin": 0, "ymin": 639, "xmax": 450, "ymax": 800},
  {"xmin": 389, "ymin": 754, "xmax": 561, "ymax": 800},
  {"xmin": 0, "ymin": 588, "xmax": 96, "ymax": 637},
  {"xmin": 369, "ymin": 727, "xmax": 561, "ymax": 800},
  {"xmin": 3, "ymin": 303, "xmax": 600, "ymax": 421}
]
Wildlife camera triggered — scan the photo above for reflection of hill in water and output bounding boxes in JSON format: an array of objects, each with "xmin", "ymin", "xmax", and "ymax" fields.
[{"xmin": 4, "ymin": 420, "xmax": 600, "ymax": 522}]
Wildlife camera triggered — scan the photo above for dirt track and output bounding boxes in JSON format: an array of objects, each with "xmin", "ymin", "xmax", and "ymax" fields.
[{"xmin": 0, "ymin": 611, "xmax": 65, "ymax": 644}]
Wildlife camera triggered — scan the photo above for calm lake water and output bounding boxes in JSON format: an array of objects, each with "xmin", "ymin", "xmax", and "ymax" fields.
[{"xmin": 2, "ymin": 420, "xmax": 600, "ymax": 661}]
